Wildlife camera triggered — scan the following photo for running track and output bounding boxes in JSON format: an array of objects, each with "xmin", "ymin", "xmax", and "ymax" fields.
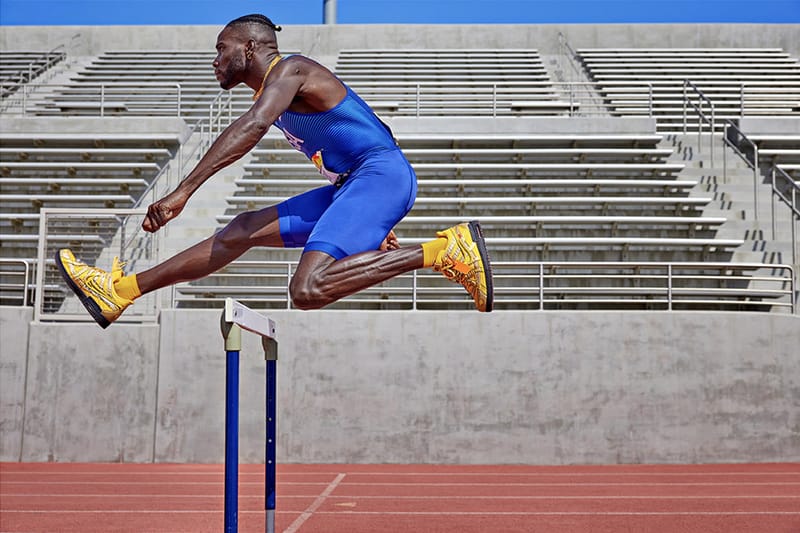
[{"xmin": 1, "ymin": 462, "xmax": 798, "ymax": 532}]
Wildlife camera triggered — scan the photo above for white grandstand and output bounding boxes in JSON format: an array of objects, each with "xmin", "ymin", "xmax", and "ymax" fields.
[{"xmin": 1, "ymin": 24, "xmax": 797, "ymax": 315}]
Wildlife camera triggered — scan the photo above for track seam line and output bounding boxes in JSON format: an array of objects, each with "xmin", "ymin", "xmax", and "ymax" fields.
[{"xmin": 282, "ymin": 473, "xmax": 346, "ymax": 533}]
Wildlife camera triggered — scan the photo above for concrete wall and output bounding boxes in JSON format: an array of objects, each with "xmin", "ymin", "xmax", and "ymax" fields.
[
  {"xmin": 2, "ymin": 24, "xmax": 798, "ymax": 57},
  {"xmin": 2, "ymin": 306, "xmax": 798, "ymax": 464}
]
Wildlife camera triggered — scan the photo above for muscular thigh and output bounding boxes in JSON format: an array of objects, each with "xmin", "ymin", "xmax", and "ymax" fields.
[
  {"xmin": 305, "ymin": 150, "xmax": 417, "ymax": 260},
  {"xmin": 275, "ymin": 185, "xmax": 336, "ymax": 247}
]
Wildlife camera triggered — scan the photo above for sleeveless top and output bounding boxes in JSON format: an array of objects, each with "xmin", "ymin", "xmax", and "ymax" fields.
[{"xmin": 273, "ymin": 82, "xmax": 398, "ymax": 184}]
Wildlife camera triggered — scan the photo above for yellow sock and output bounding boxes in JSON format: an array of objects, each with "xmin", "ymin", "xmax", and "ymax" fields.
[
  {"xmin": 421, "ymin": 237, "xmax": 447, "ymax": 268},
  {"xmin": 115, "ymin": 274, "xmax": 142, "ymax": 301}
]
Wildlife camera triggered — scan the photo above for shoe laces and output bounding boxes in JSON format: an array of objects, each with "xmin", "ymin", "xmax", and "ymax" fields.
[
  {"xmin": 69, "ymin": 255, "xmax": 125, "ymax": 286},
  {"xmin": 435, "ymin": 255, "xmax": 480, "ymax": 295},
  {"xmin": 111, "ymin": 257, "xmax": 126, "ymax": 282}
]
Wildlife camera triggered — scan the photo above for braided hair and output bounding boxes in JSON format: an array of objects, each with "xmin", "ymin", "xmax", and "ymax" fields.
[{"xmin": 226, "ymin": 14, "xmax": 282, "ymax": 32}]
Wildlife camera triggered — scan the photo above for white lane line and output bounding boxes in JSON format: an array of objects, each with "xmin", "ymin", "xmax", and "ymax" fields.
[
  {"xmin": 283, "ymin": 473, "xmax": 346, "ymax": 533},
  {"xmin": 0, "ymin": 481, "xmax": 327, "ymax": 486},
  {"xmin": 2, "ymin": 510, "xmax": 799, "ymax": 516},
  {"xmin": 329, "ymin": 481, "xmax": 800, "ymax": 487},
  {"xmin": 3, "ymin": 480, "xmax": 799, "ymax": 489},
  {"xmin": 2, "ymin": 493, "xmax": 799, "ymax": 500},
  {"xmin": 0, "ymin": 471, "xmax": 337, "ymax": 476},
  {"xmin": 3, "ymin": 470, "xmax": 798, "ymax": 477}
]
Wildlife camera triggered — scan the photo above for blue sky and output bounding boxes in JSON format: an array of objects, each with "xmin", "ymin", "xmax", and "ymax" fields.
[{"xmin": 1, "ymin": 0, "xmax": 798, "ymax": 25}]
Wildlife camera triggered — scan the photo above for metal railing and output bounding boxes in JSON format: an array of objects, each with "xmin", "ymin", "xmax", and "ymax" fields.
[
  {"xmin": 34, "ymin": 208, "xmax": 160, "ymax": 324},
  {"xmin": 557, "ymin": 32, "xmax": 588, "ymax": 83},
  {"xmin": 0, "ymin": 45, "xmax": 66, "ymax": 87},
  {"xmin": 358, "ymin": 81, "xmax": 616, "ymax": 117},
  {"xmin": 14, "ymin": 208, "xmax": 797, "ymax": 316},
  {"xmin": 207, "ymin": 89, "xmax": 235, "ymax": 146},
  {"xmin": 0, "ymin": 258, "xmax": 33, "ymax": 306},
  {"xmin": 770, "ymin": 165, "xmax": 800, "ymax": 265},
  {"xmin": 171, "ymin": 260, "xmax": 795, "ymax": 314},
  {"xmin": 723, "ymin": 120, "xmax": 800, "ymax": 265},
  {"xmin": 723, "ymin": 119, "xmax": 761, "ymax": 220},
  {"xmin": 683, "ymin": 79, "xmax": 716, "ymax": 166},
  {"xmin": 1, "ymin": 82, "xmax": 185, "ymax": 117}
]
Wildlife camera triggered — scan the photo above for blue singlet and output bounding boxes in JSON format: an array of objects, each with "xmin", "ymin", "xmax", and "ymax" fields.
[{"xmin": 272, "ymin": 77, "xmax": 417, "ymax": 260}]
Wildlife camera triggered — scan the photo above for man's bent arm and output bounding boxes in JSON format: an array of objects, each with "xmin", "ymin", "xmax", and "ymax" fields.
[
  {"xmin": 174, "ymin": 108, "xmax": 272, "ymax": 199},
  {"xmin": 173, "ymin": 75, "xmax": 302, "ymax": 200}
]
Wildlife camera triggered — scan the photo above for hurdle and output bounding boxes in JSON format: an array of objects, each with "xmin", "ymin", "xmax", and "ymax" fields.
[{"xmin": 220, "ymin": 298, "xmax": 279, "ymax": 533}]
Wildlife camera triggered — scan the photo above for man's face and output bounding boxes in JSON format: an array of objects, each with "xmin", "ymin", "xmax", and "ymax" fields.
[{"xmin": 213, "ymin": 27, "xmax": 247, "ymax": 90}]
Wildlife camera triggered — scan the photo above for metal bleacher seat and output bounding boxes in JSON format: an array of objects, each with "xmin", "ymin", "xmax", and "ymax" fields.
[
  {"xmin": 31, "ymin": 50, "xmax": 298, "ymax": 118},
  {"xmin": 0, "ymin": 133, "xmax": 178, "ymax": 262},
  {"xmin": 209, "ymin": 132, "xmax": 742, "ymax": 267},
  {"xmin": 335, "ymin": 49, "xmax": 575, "ymax": 117},
  {"xmin": 577, "ymin": 48, "xmax": 800, "ymax": 131}
]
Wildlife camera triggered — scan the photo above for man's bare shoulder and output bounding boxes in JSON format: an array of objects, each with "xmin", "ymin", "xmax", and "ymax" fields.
[
  {"xmin": 280, "ymin": 54, "xmax": 335, "ymax": 76},
  {"xmin": 270, "ymin": 54, "xmax": 346, "ymax": 113}
]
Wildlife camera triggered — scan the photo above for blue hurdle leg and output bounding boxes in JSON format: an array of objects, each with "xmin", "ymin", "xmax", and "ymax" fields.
[
  {"xmin": 263, "ymin": 337, "xmax": 278, "ymax": 533},
  {"xmin": 225, "ymin": 348, "xmax": 240, "ymax": 533},
  {"xmin": 221, "ymin": 301, "xmax": 278, "ymax": 533}
]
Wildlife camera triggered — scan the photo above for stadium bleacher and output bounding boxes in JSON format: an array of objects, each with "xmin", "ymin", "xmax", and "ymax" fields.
[
  {"xmin": 0, "ymin": 49, "xmax": 66, "ymax": 98},
  {"xmin": 336, "ymin": 49, "xmax": 580, "ymax": 116},
  {"xmin": 28, "ymin": 50, "xmax": 300, "ymax": 118},
  {"xmin": 0, "ymin": 36, "xmax": 797, "ymax": 314},
  {"xmin": 0, "ymin": 132, "xmax": 179, "ymax": 306},
  {"xmin": 577, "ymin": 48, "xmax": 800, "ymax": 131}
]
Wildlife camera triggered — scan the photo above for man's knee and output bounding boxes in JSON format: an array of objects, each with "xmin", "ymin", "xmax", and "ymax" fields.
[
  {"xmin": 289, "ymin": 275, "xmax": 326, "ymax": 310},
  {"xmin": 217, "ymin": 212, "xmax": 255, "ymax": 248}
]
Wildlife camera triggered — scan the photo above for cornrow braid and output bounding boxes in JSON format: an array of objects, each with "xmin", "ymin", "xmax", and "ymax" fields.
[{"xmin": 226, "ymin": 14, "xmax": 282, "ymax": 32}]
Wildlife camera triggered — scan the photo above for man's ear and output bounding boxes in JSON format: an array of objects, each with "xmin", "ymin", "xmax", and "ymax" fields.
[{"xmin": 245, "ymin": 39, "xmax": 256, "ymax": 60}]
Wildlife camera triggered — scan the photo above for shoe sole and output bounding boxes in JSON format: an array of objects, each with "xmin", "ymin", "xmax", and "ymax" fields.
[
  {"xmin": 466, "ymin": 220, "xmax": 494, "ymax": 312},
  {"xmin": 54, "ymin": 251, "xmax": 111, "ymax": 329}
]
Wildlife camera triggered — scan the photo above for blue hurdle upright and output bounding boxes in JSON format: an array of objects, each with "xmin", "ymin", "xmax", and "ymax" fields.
[{"xmin": 220, "ymin": 298, "xmax": 279, "ymax": 533}]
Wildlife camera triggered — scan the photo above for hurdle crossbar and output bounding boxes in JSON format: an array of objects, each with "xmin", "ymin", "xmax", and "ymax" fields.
[{"xmin": 220, "ymin": 298, "xmax": 279, "ymax": 533}]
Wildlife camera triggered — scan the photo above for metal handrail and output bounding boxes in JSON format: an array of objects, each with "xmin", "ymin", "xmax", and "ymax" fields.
[
  {"xmin": 771, "ymin": 165, "xmax": 800, "ymax": 219},
  {"xmin": 0, "ymin": 47, "xmax": 67, "ymax": 108},
  {"xmin": 683, "ymin": 79, "xmax": 716, "ymax": 166},
  {"xmin": 557, "ymin": 32, "xmax": 586, "ymax": 83},
  {"xmin": 0, "ymin": 258, "xmax": 32, "ymax": 306},
  {"xmin": 722, "ymin": 119, "xmax": 761, "ymax": 220},
  {"xmin": 34, "ymin": 207, "xmax": 157, "ymax": 324},
  {"xmin": 10, "ymin": 46, "xmax": 66, "ymax": 85},
  {"xmin": 723, "ymin": 120, "xmax": 799, "ymax": 267},
  {"xmin": 1, "ymin": 82, "xmax": 185, "ymax": 117},
  {"xmin": 771, "ymin": 165, "xmax": 800, "ymax": 265},
  {"xmin": 13, "ymin": 207, "xmax": 797, "ymax": 314},
  {"xmin": 385, "ymin": 81, "xmax": 608, "ymax": 117},
  {"xmin": 171, "ymin": 260, "xmax": 796, "ymax": 314},
  {"xmin": 207, "ymin": 89, "xmax": 234, "ymax": 145}
]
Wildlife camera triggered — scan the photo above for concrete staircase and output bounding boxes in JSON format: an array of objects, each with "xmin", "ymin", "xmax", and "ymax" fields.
[
  {"xmin": 667, "ymin": 132, "xmax": 798, "ymax": 307},
  {"xmin": 668, "ymin": 133, "xmax": 796, "ymax": 261},
  {"xmin": 542, "ymin": 52, "xmax": 610, "ymax": 117}
]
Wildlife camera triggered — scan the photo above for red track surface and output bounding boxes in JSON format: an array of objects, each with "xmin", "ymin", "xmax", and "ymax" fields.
[{"xmin": 1, "ymin": 462, "xmax": 798, "ymax": 532}]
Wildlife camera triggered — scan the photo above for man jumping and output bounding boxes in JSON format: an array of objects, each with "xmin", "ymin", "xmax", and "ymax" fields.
[{"xmin": 56, "ymin": 14, "xmax": 493, "ymax": 328}]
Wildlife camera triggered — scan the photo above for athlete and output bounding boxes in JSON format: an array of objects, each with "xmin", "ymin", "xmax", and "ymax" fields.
[{"xmin": 56, "ymin": 14, "xmax": 493, "ymax": 328}]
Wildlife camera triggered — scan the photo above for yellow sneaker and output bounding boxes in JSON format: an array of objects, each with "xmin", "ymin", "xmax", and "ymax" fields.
[
  {"xmin": 55, "ymin": 249, "xmax": 133, "ymax": 329},
  {"xmin": 432, "ymin": 220, "xmax": 494, "ymax": 312}
]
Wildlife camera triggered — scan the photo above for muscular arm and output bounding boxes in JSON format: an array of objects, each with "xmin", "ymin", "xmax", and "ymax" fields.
[
  {"xmin": 142, "ymin": 71, "xmax": 303, "ymax": 232},
  {"xmin": 177, "ymin": 77, "xmax": 301, "ymax": 198}
]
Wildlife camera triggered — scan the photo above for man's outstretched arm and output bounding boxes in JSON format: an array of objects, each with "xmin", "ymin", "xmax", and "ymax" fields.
[{"xmin": 142, "ymin": 74, "xmax": 302, "ymax": 233}]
